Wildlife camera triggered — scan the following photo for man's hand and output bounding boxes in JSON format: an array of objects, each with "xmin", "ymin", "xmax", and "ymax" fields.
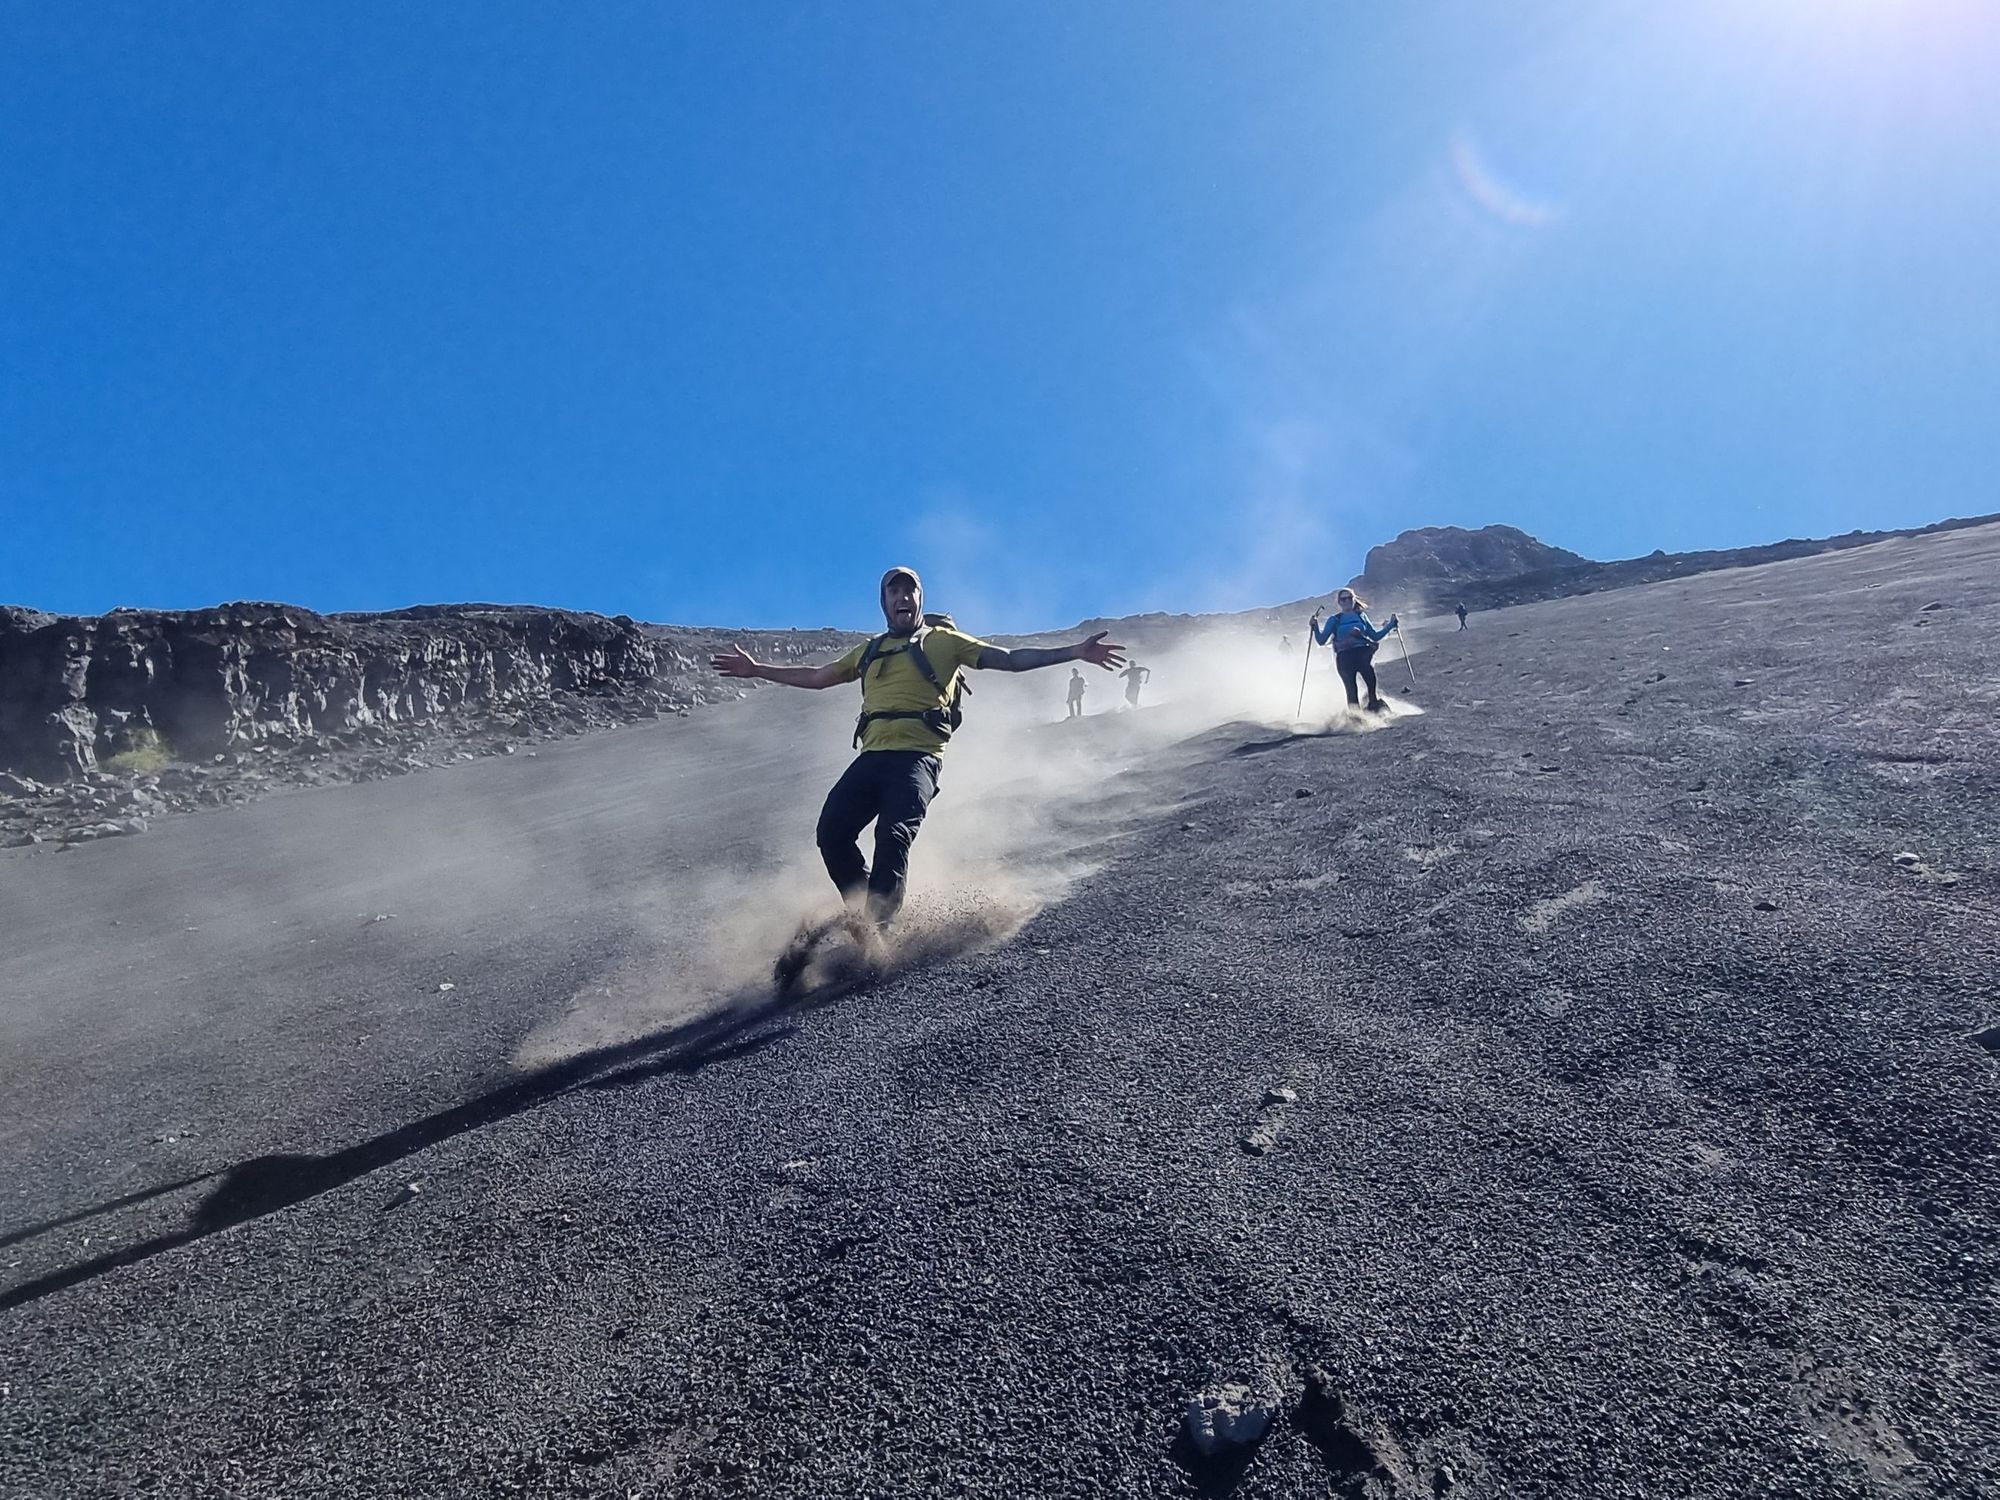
[
  {"xmin": 1077, "ymin": 631, "xmax": 1126, "ymax": 670},
  {"xmin": 711, "ymin": 644, "xmax": 762, "ymax": 680}
]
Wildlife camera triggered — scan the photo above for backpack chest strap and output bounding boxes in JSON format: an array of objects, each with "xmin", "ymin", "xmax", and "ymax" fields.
[
  {"xmin": 853, "ymin": 628, "xmax": 964, "ymax": 747},
  {"xmin": 859, "ymin": 629, "xmax": 946, "ymax": 695}
]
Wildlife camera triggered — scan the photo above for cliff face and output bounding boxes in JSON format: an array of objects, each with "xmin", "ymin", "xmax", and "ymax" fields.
[
  {"xmin": 0, "ymin": 600, "xmax": 858, "ymax": 848},
  {"xmin": 0, "ymin": 602, "xmax": 728, "ymax": 782}
]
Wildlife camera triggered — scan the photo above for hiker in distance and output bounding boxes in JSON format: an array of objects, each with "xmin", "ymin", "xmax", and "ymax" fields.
[
  {"xmin": 1456, "ymin": 602, "xmax": 1469, "ymax": 630},
  {"xmin": 1310, "ymin": 588, "xmax": 1400, "ymax": 713},
  {"xmin": 712, "ymin": 566, "xmax": 1126, "ymax": 928},
  {"xmin": 1119, "ymin": 660, "xmax": 1151, "ymax": 709},
  {"xmin": 1066, "ymin": 667, "xmax": 1087, "ymax": 718}
]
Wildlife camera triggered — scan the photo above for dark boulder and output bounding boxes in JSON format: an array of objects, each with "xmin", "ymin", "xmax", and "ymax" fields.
[{"xmin": 1355, "ymin": 524, "xmax": 1588, "ymax": 599}]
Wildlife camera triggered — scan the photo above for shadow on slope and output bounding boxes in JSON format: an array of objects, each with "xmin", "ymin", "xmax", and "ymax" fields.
[
  {"xmin": 0, "ymin": 944, "xmax": 934, "ymax": 1313},
  {"xmin": 2, "ymin": 618, "xmax": 1438, "ymax": 1312}
]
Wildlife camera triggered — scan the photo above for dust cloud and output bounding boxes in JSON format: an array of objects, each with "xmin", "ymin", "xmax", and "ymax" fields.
[{"xmin": 514, "ymin": 609, "xmax": 1431, "ymax": 1066}]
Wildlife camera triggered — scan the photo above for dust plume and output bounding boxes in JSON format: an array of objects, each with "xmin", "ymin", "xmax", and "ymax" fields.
[{"xmin": 516, "ymin": 608, "xmax": 1432, "ymax": 1066}]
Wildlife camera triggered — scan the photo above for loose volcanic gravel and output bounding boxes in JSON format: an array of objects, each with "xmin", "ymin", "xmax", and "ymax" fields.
[{"xmin": 3, "ymin": 525, "xmax": 1997, "ymax": 1498}]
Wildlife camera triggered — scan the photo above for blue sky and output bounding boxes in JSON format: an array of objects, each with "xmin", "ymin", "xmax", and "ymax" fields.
[{"xmin": 4, "ymin": 2, "xmax": 1995, "ymax": 631}]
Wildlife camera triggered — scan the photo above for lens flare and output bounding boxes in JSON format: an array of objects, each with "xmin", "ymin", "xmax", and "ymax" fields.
[{"xmin": 1449, "ymin": 129, "xmax": 1561, "ymax": 228}]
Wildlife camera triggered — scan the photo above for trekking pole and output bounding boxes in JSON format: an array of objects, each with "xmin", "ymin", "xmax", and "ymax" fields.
[
  {"xmin": 1294, "ymin": 626, "xmax": 1316, "ymax": 719},
  {"xmin": 1394, "ymin": 623, "xmax": 1418, "ymax": 689}
]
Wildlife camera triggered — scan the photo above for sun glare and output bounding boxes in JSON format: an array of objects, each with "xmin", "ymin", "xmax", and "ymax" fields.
[{"xmin": 1448, "ymin": 130, "xmax": 1560, "ymax": 229}]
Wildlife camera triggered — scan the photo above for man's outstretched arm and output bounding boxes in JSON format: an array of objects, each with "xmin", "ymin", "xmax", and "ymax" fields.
[
  {"xmin": 710, "ymin": 644, "xmax": 848, "ymax": 689},
  {"xmin": 975, "ymin": 631, "xmax": 1126, "ymax": 673}
]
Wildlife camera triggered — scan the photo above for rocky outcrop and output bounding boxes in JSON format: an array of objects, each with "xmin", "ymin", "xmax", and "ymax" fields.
[
  {"xmin": 1354, "ymin": 524, "xmax": 1586, "ymax": 600},
  {"xmin": 0, "ymin": 602, "xmax": 717, "ymax": 781},
  {"xmin": 0, "ymin": 602, "xmax": 857, "ymax": 845},
  {"xmin": 1353, "ymin": 512, "xmax": 2000, "ymax": 613}
]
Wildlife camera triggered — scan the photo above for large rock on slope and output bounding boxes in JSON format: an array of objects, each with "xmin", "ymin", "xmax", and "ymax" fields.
[{"xmin": 1353, "ymin": 524, "xmax": 1589, "ymax": 599}]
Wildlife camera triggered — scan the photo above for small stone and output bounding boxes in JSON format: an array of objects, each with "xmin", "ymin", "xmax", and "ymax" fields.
[
  {"xmin": 1181, "ymin": 821, "xmax": 1199, "ymax": 831},
  {"xmin": 1920, "ymin": 601, "xmax": 1944, "ymax": 612},
  {"xmin": 436, "ymin": 982, "xmax": 456, "ymax": 993},
  {"xmin": 1242, "ymin": 1126, "xmax": 1280, "ymax": 1155},
  {"xmin": 1294, "ymin": 787, "xmax": 1314, "ymax": 799},
  {"xmin": 1751, "ymin": 899, "xmax": 1779, "ymax": 912},
  {"xmin": 1891, "ymin": 852, "xmax": 1922, "ymax": 867},
  {"xmin": 1184, "ymin": 1383, "xmax": 1277, "ymax": 1457},
  {"xmin": 1262, "ymin": 1085, "xmax": 1298, "ymax": 1107}
]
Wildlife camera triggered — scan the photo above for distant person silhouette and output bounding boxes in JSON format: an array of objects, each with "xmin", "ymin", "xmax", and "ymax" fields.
[
  {"xmin": 1066, "ymin": 668, "xmax": 1087, "ymax": 718},
  {"xmin": 1455, "ymin": 603, "xmax": 1468, "ymax": 630},
  {"xmin": 1119, "ymin": 662, "xmax": 1151, "ymax": 709},
  {"xmin": 1280, "ymin": 635, "xmax": 1293, "ymax": 654}
]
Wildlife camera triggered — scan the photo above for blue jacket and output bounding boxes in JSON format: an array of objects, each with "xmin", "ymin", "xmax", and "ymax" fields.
[{"xmin": 1314, "ymin": 609, "xmax": 1394, "ymax": 651}]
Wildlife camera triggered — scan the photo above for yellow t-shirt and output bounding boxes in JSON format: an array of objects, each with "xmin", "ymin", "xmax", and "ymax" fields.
[{"xmin": 829, "ymin": 626, "xmax": 988, "ymax": 753}]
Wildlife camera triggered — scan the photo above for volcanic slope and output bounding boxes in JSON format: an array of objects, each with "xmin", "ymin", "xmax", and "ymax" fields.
[{"xmin": 3, "ymin": 524, "xmax": 1997, "ymax": 1499}]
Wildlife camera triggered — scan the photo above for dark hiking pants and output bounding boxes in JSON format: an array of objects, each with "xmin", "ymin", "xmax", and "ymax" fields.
[
  {"xmin": 816, "ymin": 750, "xmax": 942, "ymax": 923},
  {"xmin": 1334, "ymin": 646, "xmax": 1379, "ymax": 706}
]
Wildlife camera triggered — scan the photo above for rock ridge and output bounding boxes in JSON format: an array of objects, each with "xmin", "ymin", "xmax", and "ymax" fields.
[
  {"xmin": 1351, "ymin": 512, "xmax": 2000, "ymax": 612},
  {"xmin": 0, "ymin": 601, "xmax": 853, "ymax": 846}
]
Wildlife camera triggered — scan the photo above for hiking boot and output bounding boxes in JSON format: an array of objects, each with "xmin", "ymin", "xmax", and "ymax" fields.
[{"xmin": 1366, "ymin": 696, "xmax": 1386, "ymax": 713}]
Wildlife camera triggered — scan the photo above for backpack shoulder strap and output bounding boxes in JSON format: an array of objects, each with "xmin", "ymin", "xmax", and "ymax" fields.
[
  {"xmin": 903, "ymin": 627, "xmax": 947, "ymax": 694},
  {"xmin": 849, "ymin": 626, "xmax": 969, "ymax": 746},
  {"xmin": 856, "ymin": 629, "xmax": 949, "ymax": 696},
  {"xmin": 855, "ymin": 633, "xmax": 890, "ymax": 684}
]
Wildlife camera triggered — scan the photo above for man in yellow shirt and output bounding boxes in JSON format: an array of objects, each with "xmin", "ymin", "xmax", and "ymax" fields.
[{"xmin": 712, "ymin": 566, "xmax": 1125, "ymax": 926}]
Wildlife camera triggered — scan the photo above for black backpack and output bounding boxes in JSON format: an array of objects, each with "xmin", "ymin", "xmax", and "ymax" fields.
[{"xmin": 852, "ymin": 612, "xmax": 972, "ymax": 747}]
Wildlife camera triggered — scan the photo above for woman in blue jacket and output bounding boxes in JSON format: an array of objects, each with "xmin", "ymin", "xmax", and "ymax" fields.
[{"xmin": 1311, "ymin": 588, "xmax": 1399, "ymax": 712}]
